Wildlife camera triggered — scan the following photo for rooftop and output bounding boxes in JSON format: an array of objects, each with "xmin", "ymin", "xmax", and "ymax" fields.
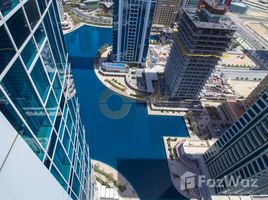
[{"xmin": 184, "ymin": 8, "xmax": 236, "ymax": 30}]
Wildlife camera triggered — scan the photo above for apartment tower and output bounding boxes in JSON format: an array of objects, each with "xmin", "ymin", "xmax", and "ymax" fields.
[
  {"xmin": 0, "ymin": 0, "xmax": 92, "ymax": 200},
  {"xmin": 204, "ymin": 88, "xmax": 268, "ymax": 195},
  {"xmin": 244, "ymin": 74, "xmax": 268, "ymax": 109},
  {"xmin": 164, "ymin": 1, "xmax": 236, "ymax": 99},
  {"xmin": 112, "ymin": 0, "xmax": 156, "ymax": 64},
  {"xmin": 153, "ymin": 0, "xmax": 180, "ymax": 27}
]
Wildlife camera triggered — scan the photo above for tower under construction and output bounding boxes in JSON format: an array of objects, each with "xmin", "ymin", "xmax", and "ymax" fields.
[{"xmin": 164, "ymin": 0, "xmax": 236, "ymax": 99}]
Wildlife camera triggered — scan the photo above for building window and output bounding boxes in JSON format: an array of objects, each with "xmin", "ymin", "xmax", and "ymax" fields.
[
  {"xmin": 262, "ymin": 154, "xmax": 268, "ymax": 167},
  {"xmin": 257, "ymin": 99, "xmax": 265, "ymax": 109},
  {"xmin": 34, "ymin": 23, "xmax": 46, "ymax": 47},
  {"xmin": 41, "ymin": 41, "xmax": 56, "ymax": 80},
  {"xmin": 0, "ymin": 0, "xmax": 20, "ymax": 16},
  {"xmin": 21, "ymin": 38, "xmax": 38, "ymax": 68},
  {"xmin": 0, "ymin": 90, "xmax": 44, "ymax": 160},
  {"xmin": 51, "ymin": 165, "xmax": 68, "ymax": 190},
  {"xmin": 31, "ymin": 58, "xmax": 50, "ymax": 101},
  {"xmin": 53, "ymin": 142, "xmax": 71, "ymax": 181},
  {"xmin": 0, "ymin": 25, "xmax": 16, "ymax": 74},
  {"xmin": 23, "ymin": 0, "xmax": 40, "ymax": 29},
  {"xmin": 243, "ymin": 113, "xmax": 251, "ymax": 122},
  {"xmin": 252, "ymin": 104, "xmax": 260, "ymax": 114},
  {"xmin": 1, "ymin": 58, "xmax": 52, "ymax": 148},
  {"xmin": 52, "ymin": 74, "xmax": 62, "ymax": 101},
  {"xmin": 46, "ymin": 90, "xmax": 58, "ymax": 122},
  {"xmin": 6, "ymin": 8, "xmax": 30, "ymax": 49},
  {"xmin": 36, "ymin": 0, "xmax": 47, "ymax": 14}
]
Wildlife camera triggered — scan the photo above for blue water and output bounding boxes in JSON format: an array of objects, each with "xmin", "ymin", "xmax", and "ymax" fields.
[{"xmin": 65, "ymin": 25, "xmax": 188, "ymax": 200}]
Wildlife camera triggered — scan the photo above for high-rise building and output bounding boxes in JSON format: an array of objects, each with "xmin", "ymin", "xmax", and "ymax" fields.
[
  {"xmin": 153, "ymin": 0, "xmax": 180, "ymax": 27},
  {"xmin": 244, "ymin": 75, "xmax": 268, "ymax": 109},
  {"xmin": 112, "ymin": 0, "xmax": 156, "ymax": 64},
  {"xmin": 203, "ymin": 88, "xmax": 268, "ymax": 195},
  {"xmin": 164, "ymin": 4, "xmax": 236, "ymax": 99},
  {"xmin": 179, "ymin": 0, "xmax": 200, "ymax": 8},
  {"xmin": 0, "ymin": 1, "xmax": 92, "ymax": 200}
]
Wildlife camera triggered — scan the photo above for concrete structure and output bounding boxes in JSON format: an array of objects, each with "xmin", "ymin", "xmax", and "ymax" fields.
[
  {"xmin": 100, "ymin": 62, "xmax": 129, "ymax": 73},
  {"xmin": 221, "ymin": 100, "xmax": 245, "ymax": 123},
  {"xmin": 99, "ymin": 0, "xmax": 113, "ymax": 16},
  {"xmin": 112, "ymin": 0, "xmax": 156, "ymax": 64},
  {"xmin": 215, "ymin": 67, "xmax": 267, "ymax": 81},
  {"xmin": 0, "ymin": 1, "xmax": 92, "ymax": 200},
  {"xmin": 179, "ymin": 0, "xmax": 200, "ymax": 9},
  {"xmin": 83, "ymin": 0, "xmax": 99, "ymax": 10},
  {"xmin": 153, "ymin": 0, "xmax": 180, "ymax": 27},
  {"xmin": 230, "ymin": 2, "xmax": 248, "ymax": 14},
  {"xmin": 164, "ymin": 8, "xmax": 236, "ymax": 99},
  {"xmin": 244, "ymin": 75, "xmax": 268, "ymax": 109},
  {"xmin": 57, "ymin": 0, "xmax": 65, "ymax": 22},
  {"xmin": 251, "ymin": 50, "xmax": 268, "ymax": 69},
  {"xmin": 204, "ymin": 88, "xmax": 268, "ymax": 195}
]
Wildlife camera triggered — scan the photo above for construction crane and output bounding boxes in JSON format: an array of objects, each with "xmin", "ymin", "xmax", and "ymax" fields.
[{"xmin": 197, "ymin": 0, "xmax": 232, "ymax": 15}]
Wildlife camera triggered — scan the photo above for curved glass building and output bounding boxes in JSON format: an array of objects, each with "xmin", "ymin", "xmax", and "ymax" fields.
[{"xmin": 0, "ymin": 1, "xmax": 92, "ymax": 200}]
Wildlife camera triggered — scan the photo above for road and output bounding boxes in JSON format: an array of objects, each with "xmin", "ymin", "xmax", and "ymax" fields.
[{"xmin": 227, "ymin": 13, "xmax": 268, "ymax": 50}]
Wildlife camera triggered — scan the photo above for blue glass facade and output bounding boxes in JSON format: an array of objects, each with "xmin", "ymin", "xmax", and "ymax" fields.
[
  {"xmin": 204, "ymin": 89, "xmax": 268, "ymax": 195},
  {"xmin": 0, "ymin": 1, "xmax": 91, "ymax": 200},
  {"xmin": 112, "ymin": 0, "xmax": 156, "ymax": 64}
]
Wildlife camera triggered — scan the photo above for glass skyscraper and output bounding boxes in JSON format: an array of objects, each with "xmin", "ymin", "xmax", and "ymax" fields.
[
  {"xmin": 112, "ymin": 0, "xmax": 156, "ymax": 64},
  {"xmin": 0, "ymin": 1, "xmax": 91, "ymax": 200},
  {"xmin": 204, "ymin": 88, "xmax": 268, "ymax": 195}
]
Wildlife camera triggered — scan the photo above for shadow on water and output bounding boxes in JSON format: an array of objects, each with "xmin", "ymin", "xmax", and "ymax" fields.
[
  {"xmin": 117, "ymin": 159, "xmax": 185, "ymax": 200},
  {"xmin": 65, "ymin": 25, "xmax": 188, "ymax": 200}
]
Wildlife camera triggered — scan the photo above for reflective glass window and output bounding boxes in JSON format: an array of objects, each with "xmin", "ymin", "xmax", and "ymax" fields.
[
  {"xmin": 51, "ymin": 165, "xmax": 68, "ymax": 190},
  {"xmin": 0, "ymin": 25, "xmax": 16, "ymax": 74},
  {"xmin": 47, "ymin": 131, "xmax": 57, "ymax": 157},
  {"xmin": 31, "ymin": 58, "xmax": 50, "ymax": 101},
  {"xmin": 0, "ymin": 0, "xmax": 19, "ymax": 16},
  {"xmin": 1, "ymin": 58, "xmax": 52, "ymax": 148},
  {"xmin": 72, "ymin": 174, "xmax": 81, "ymax": 197},
  {"xmin": 34, "ymin": 23, "xmax": 46, "ymax": 47},
  {"xmin": 41, "ymin": 41, "xmax": 55, "ymax": 80},
  {"xmin": 23, "ymin": 0, "xmax": 40, "ymax": 29},
  {"xmin": 52, "ymin": 74, "xmax": 62, "ymax": 100},
  {"xmin": 21, "ymin": 38, "xmax": 37, "ymax": 68},
  {"xmin": 53, "ymin": 142, "xmax": 71, "ymax": 181},
  {"xmin": 59, "ymin": 121, "xmax": 65, "ymax": 140},
  {"xmin": 62, "ymin": 129, "xmax": 70, "ymax": 152},
  {"xmin": 0, "ymin": 90, "xmax": 44, "ymax": 160},
  {"xmin": 36, "ymin": 0, "xmax": 47, "ymax": 14},
  {"xmin": 43, "ymin": 12, "xmax": 64, "ymax": 76},
  {"xmin": 49, "ymin": 3, "xmax": 66, "ymax": 64},
  {"xmin": 46, "ymin": 90, "xmax": 58, "ymax": 122},
  {"xmin": 6, "ymin": 8, "xmax": 30, "ymax": 48}
]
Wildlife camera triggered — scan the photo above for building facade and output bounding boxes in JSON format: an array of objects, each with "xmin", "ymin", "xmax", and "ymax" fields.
[
  {"xmin": 112, "ymin": 0, "xmax": 156, "ymax": 64},
  {"xmin": 0, "ymin": 1, "xmax": 92, "ymax": 200},
  {"xmin": 164, "ymin": 8, "xmax": 235, "ymax": 99},
  {"xmin": 244, "ymin": 75, "xmax": 268, "ymax": 109},
  {"xmin": 153, "ymin": 0, "xmax": 180, "ymax": 27},
  {"xmin": 204, "ymin": 88, "xmax": 268, "ymax": 195},
  {"xmin": 57, "ymin": 0, "xmax": 65, "ymax": 22},
  {"xmin": 179, "ymin": 0, "xmax": 199, "ymax": 8}
]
